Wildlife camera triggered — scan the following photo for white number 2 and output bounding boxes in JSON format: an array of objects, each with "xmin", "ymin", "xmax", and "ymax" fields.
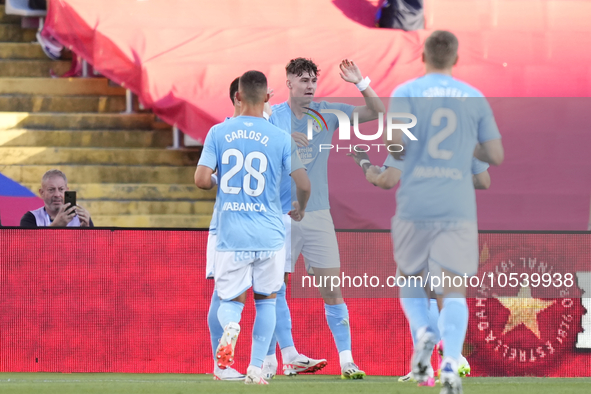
[
  {"xmin": 220, "ymin": 149, "xmax": 268, "ymax": 197},
  {"xmin": 428, "ymin": 108, "xmax": 457, "ymax": 160}
]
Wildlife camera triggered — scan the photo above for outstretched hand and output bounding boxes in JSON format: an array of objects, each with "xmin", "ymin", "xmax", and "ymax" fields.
[{"xmin": 339, "ymin": 59, "xmax": 363, "ymax": 84}]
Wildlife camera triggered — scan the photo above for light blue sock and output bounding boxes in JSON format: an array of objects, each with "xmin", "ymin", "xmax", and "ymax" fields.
[
  {"xmin": 267, "ymin": 336, "xmax": 278, "ymax": 356},
  {"xmin": 275, "ymin": 283, "xmax": 295, "ymax": 349},
  {"xmin": 440, "ymin": 295, "xmax": 468, "ymax": 360},
  {"xmin": 251, "ymin": 298, "xmax": 277, "ymax": 367},
  {"xmin": 409, "ymin": 299, "xmax": 440, "ymax": 345},
  {"xmin": 217, "ymin": 300, "xmax": 244, "ymax": 329},
  {"xmin": 324, "ymin": 303, "xmax": 351, "ymax": 353},
  {"xmin": 429, "ymin": 299, "xmax": 441, "ymax": 343},
  {"xmin": 208, "ymin": 290, "xmax": 223, "ymax": 359},
  {"xmin": 399, "ymin": 281, "xmax": 430, "ymax": 341}
]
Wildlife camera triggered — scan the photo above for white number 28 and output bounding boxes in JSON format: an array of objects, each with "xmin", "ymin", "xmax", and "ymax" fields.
[{"xmin": 220, "ymin": 149, "xmax": 268, "ymax": 197}]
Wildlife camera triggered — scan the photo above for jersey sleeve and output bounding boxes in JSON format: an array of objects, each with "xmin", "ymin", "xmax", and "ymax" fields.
[
  {"xmin": 383, "ymin": 154, "xmax": 405, "ymax": 171},
  {"xmin": 471, "ymin": 157, "xmax": 489, "ymax": 175},
  {"xmin": 197, "ymin": 126, "xmax": 218, "ymax": 170},
  {"xmin": 477, "ymin": 99, "xmax": 502, "ymax": 143},
  {"xmin": 284, "ymin": 136, "xmax": 305, "ymax": 175}
]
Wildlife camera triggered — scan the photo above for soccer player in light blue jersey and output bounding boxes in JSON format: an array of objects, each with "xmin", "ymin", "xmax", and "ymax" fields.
[
  {"xmin": 385, "ymin": 30, "xmax": 504, "ymax": 394},
  {"xmin": 348, "ymin": 152, "xmax": 490, "ymax": 383},
  {"xmin": 205, "ymin": 78, "xmax": 326, "ymax": 381},
  {"xmin": 268, "ymin": 57, "xmax": 385, "ymax": 379},
  {"xmin": 195, "ymin": 71, "xmax": 311, "ymax": 385}
]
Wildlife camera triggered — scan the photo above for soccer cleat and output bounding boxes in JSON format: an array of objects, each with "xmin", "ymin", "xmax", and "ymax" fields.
[
  {"xmin": 436, "ymin": 342, "xmax": 470, "ymax": 378},
  {"xmin": 458, "ymin": 355, "xmax": 471, "ymax": 378},
  {"xmin": 398, "ymin": 372, "xmax": 416, "ymax": 382},
  {"xmin": 245, "ymin": 366, "xmax": 269, "ymax": 385},
  {"xmin": 213, "ymin": 366, "xmax": 245, "ymax": 381},
  {"xmin": 215, "ymin": 322, "xmax": 240, "ymax": 369},
  {"xmin": 411, "ymin": 327, "xmax": 437, "ymax": 384},
  {"xmin": 341, "ymin": 362, "xmax": 366, "ymax": 379},
  {"xmin": 262, "ymin": 358, "xmax": 278, "ymax": 379},
  {"xmin": 440, "ymin": 359, "xmax": 463, "ymax": 394},
  {"xmin": 418, "ymin": 377, "xmax": 436, "ymax": 387},
  {"xmin": 283, "ymin": 354, "xmax": 328, "ymax": 375}
]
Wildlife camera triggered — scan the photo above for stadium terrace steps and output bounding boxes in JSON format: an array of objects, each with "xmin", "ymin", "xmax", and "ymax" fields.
[
  {"xmin": 0, "ymin": 59, "xmax": 71, "ymax": 77},
  {"xmin": 0, "ymin": 112, "xmax": 161, "ymax": 130},
  {"xmin": 1, "ymin": 165, "xmax": 196, "ymax": 184},
  {"xmin": 0, "ymin": 95, "xmax": 126, "ymax": 113},
  {"xmin": 91, "ymin": 214, "xmax": 212, "ymax": 228},
  {"xmin": 0, "ymin": 43, "xmax": 50, "ymax": 59},
  {"xmin": 0, "ymin": 147, "xmax": 201, "ymax": 166},
  {"xmin": 0, "ymin": 129, "xmax": 173, "ymax": 148},
  {"xmin": 0, "ymin": 78, "xmax": 126, "ymax": 96},
  {"xmin": 0, "ymin": 10, "xmax": 211, "ymax": 228},
  {"xmin": 0, "ymin": 24, "xmax": 36, "ymax": 42}
]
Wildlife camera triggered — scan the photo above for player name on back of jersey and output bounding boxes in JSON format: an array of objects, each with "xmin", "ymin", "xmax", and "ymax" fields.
[
  {"xmin": 224, "ymin": 129, "xmax": 270, "ymax": 146},
  {"xmin": 422, "ymin": 87, "xmax": 470, "ymax": 98},
  {"xmin": 412, "ymin": 166, "xmax": 463, "ymax": 180}
]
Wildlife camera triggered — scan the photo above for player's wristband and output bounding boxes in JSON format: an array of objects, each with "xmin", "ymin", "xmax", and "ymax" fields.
[
  {"xmin": 211, "ymin": 174, "xmax": 218, "ymax": 186},
  {"xmin": 359, "ymin": 159, "xmax": 371, "ymax": 168},
  {"xmin": 355, "ymin": 76, "xmax": 371, "ymax": 92}
]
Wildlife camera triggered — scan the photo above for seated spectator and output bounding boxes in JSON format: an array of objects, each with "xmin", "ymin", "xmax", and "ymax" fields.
[{"xmin": 20, "ymin": 169, "xmax": 93, "ymax": 228}]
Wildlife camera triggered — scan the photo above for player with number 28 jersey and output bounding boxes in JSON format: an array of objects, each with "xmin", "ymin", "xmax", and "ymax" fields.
[{"xmin": 200, "ymin": 116, "xmax": 301, "ymax": 252}]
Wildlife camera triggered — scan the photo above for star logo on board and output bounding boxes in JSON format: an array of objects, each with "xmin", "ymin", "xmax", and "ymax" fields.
[
  {"xmin": 495, "ymin": 286, "xmax": 555, "ymax": 339},
  {"xmin": 467, "ymin": 242, "xmax": 584, "ymax": 372}
]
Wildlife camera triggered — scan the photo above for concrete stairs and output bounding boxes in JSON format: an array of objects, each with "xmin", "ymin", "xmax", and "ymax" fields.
[{"xmin": 0, "ymin": 5, "xmax": 214, "ymax": 227}]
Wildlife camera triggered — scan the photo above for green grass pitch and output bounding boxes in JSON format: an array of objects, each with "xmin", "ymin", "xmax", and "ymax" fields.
[{"xmin": 0, "ymin": 374, "xmax": 589, "ymax": 393}]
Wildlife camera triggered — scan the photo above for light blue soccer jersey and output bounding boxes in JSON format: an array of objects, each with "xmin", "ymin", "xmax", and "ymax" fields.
[
  {"xmin": 270, "ymin": 101, "xmax": 355, "ymax": 212},
  {"xmin": 198, "ymin": 116, "xmax": 304, "ymax": 251},
  {"xmin": 389, "ymin": 73, "xmax": 501, "ymax": 221},
  {"xmin": 383, "ymin": 155, "xmax": 489, "ymax": 175}
]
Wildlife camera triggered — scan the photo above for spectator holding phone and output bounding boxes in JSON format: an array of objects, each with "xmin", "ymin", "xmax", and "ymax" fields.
[{"xmin": 20, "ymin": 169, "xmax": 93, "ymax": 228}]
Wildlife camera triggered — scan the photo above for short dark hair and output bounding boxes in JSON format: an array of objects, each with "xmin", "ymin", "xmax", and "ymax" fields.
[
  {"xmin": 238, "ymin": 71, "xmax": 268, "ymax": 104},
  {"xmin": 229, "ymin": 77, "xmax": 239, "ymax": 105},
  {"xmin": 285, "ymin": 57, "xmax": 320, "ymax": 77},
  {"xmin": 424, "ymin": 30, "xmax": 458, "ymax": 69}
]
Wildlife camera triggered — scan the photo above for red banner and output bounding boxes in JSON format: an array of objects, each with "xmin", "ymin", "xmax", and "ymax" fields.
[{"xmin": 0, "ymin": 229, "xmax": 589, "ymax": 376}]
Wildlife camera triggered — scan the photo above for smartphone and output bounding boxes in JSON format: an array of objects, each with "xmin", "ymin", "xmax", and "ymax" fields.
[{"xmin": 64, "ymin": 191, "xmax": 77, "ymax": 209}]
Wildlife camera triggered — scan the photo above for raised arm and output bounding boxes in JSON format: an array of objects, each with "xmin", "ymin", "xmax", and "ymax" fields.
[{"xmin": 339, "ymin": 59, "xmax": 385, "ymax": 123}]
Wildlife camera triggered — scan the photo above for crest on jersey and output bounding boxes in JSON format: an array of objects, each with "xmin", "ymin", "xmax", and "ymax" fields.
[
  {"xmin": 243, "ymin": 122, "xmax": 253, "ymax": 127},
  {"xmin": 303, "ymin": 107, "xmax": 328, "ymax": 133}
]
